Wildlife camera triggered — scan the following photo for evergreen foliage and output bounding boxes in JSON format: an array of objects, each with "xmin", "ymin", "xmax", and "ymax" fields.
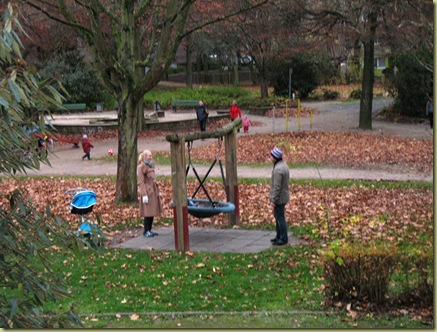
[
  {"xmin": 268, "ymin": 52, "xmax": 337, "ymax": 99},
  {"xmin": 385, "ymin": 48, "xmax": 433, "ymax": 117},
  {"xmin": 0, "ymin": 4, "xmax": 83, "ymax": 328},
  {"xmin": 37, "ymin": 49, "xmax": 106, "ymax": 106}
]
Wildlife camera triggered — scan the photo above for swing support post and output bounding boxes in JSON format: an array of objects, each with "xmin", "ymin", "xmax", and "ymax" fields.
[
  {"xmin": 170, "ymin": 138, "xmax": 190, "ymax": 252},
  {"xmin": 225, "ymin": 128, "xmax": 240, "ymax": 225},
  {"xmin": 166, "ymin": 119, "xmax": 241, "ymax": 252}
]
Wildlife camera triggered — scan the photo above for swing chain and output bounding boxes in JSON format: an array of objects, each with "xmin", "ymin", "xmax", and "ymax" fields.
[{"xmin": 216, "ymin": 137, "xmax": 223, "ymax": 161}]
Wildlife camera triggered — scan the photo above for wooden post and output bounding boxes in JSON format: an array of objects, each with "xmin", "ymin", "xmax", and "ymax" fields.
[
  {"xmin": 170, "ymin": 139, "xmax": 189, "ymax": 252},
  {"xmin": 225, "ymin": 129, "xmax": 240, "ymax": 225},
  {"xmin": 166, "ymin": 118, "xmax": 242, "ymax": 250}
]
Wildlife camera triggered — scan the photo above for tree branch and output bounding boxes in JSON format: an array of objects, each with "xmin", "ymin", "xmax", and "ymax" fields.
[
  {"xmin": 166, "ymin": 119, "xmax": 242, "ymax": 143},
  {"xmin": 180, "ymin": 0, "xmax": 268, "ymax": 39},
  {"xmin": 21, "ymin": 0, "xmax": 92, "ymax": 35}
]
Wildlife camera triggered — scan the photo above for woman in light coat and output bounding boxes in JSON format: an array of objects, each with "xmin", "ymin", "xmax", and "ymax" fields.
[{"xmin": 137, "ymin": 149, "xmax": 163, "ymax": 237}]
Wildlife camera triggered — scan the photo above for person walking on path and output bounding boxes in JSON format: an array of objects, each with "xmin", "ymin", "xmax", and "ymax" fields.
[
  {"xmin": 229, "ymin": 99, "xmax": 242, "ymax": 132},
  {"xmin": 426, "ymin": 93, "xmax": 433, "ymax": 129},
  {"xmin": 269, "ymin": 147, "xmax": 290, "ymax": 246},
  {"xmin": 195, "ymin": 100, "xmax": 209, "ymax": 132},
  {"xmin": 81, "ymin": 135, "xmax": 94, "ymax": 160},
  {"xmin": 242, "ymin": 115, "xmax": 251, "ymax": 133},
  {"xmin": 137, "ymin": 149, "xmax": 163, "ymax": 238}
]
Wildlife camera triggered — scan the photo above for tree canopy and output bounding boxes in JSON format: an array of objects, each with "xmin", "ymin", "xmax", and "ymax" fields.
[
  {"xmin": 0, "ymin": 3, "xmax": 83, "ymax": 327},
  {"xmin": 19, "ymin": 0, "xmax": 267, "ymax": 203}
]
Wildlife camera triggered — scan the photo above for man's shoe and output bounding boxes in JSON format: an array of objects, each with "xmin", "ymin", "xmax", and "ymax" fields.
[
  {"xmin": 144, "ymin": 231, "xmax": 154, "ymax": 238},
  {"xmin": 273, "ymin": 240, "xmax": 288, "ymax": 246},
  {"xmin": 270, "ymin": 237, "xmax": 278, "ymax": 243},
  {"xmin": 150, "ymin": 230, "xmax": 159, "ymax": 236}
]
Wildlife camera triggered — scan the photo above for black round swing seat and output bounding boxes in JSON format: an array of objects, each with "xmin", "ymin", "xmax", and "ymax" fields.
[
  {"xmin": 187, "ymin": 199, "xmax": 235, "ymax": 218},
  {"xmin": 171, "ymin": 199, "xmax": 235, "ymax": 218}
]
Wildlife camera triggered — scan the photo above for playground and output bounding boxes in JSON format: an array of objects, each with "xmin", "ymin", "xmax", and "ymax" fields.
[
  {"xmin": 1, "ymin": 99, "xmax": 432, "ymax": 327},
  {"xmin": 6, "ymin": 98, "xmax": 433, "ymax": 250}
]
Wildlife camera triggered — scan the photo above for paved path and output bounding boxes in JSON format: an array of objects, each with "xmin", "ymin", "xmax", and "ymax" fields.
[
  {"xmin": 111, "ymin": 226, "xmax": 305, "ymax": 253},
  {"xmin": 16, "ymin": 98, "xmax": 433, "ymax": 253},
  {"xmin": 19, "ymin": 97, "xmax": 433, "ymax": 182}
]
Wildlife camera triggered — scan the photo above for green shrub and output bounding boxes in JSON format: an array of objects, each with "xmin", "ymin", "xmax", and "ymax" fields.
[
  {"xmin": 395, "ymin": 245, "xmax": 433, "ymax": 304},
  {"xmin": 320, "ymin": 240, "xmax": 396, "ymax": 304},
  {"xmin": 322, "ymin": 89, "xmax": 340, "ymax": 100},
  {"xmin": 143, "ymin": 85, "xmax": 277, "ymax": 109},
  {"xmin": 385, "ymin": 49, "xmax": 433, "ymax": 117},
  {"xmin": 349, "ymin": 88, "xmax": 362, "ymax": 99},
  {"xmin": 37, "ymin": 49, "xmax": 106, "ymax": 106},
  {"xmin": 346, "ymin": 62, "xmax": 362, "ymax": 84},
  {"xmin": 269, "ymin": 53, "xmax": 321, "ymax": 99}
]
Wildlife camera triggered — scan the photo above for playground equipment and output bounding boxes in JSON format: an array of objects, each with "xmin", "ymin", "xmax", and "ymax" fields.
[
  {"xmin": 166, "ymin": 119, "xmax": 241, "ymax": 252},
  {"xmin": 174, "ymin": 139, "xmax": 235, "ymax": 218}
]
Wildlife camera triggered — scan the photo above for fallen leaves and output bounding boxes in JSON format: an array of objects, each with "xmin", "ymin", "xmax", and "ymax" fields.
[
  {"xmin": 189, "ymin": 131, "xmax": 433, "ymax": 174},
  {"xmin": 130, "ymin": 314, "xmax": 140, "ymax": 321},
  {"xmin": 0, "ymin": 176, "xmax": 431, "ymax": 247},
  {"xmin": 0, "ymin": 130, "xmax": 432, "ymax": 247}
]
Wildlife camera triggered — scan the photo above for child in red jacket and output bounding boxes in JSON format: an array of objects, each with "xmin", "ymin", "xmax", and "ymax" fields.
[{"xmin": 82, "ymin": 135, "xmax": 94, "ymax": 160}]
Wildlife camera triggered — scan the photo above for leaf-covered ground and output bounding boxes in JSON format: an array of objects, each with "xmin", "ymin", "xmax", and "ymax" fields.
[
  {"xmin": 0, "ymin": 120, "xmax": 433, "ymax": 245},
  {"xmin": 0, "ymin": 177, "xmax": 432, "ymax": 247},
  {"xmin": 200, "ymin": 132, "xmax": 431, "ymax": 173},
  {"xmin": 0, "ymin": 126, "xmax": 433, "ymax": 321}
]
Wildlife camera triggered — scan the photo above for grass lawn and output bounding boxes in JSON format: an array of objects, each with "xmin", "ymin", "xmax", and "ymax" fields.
[
  {"xmin": 2, "ymin": 84, "xmax": 432, "ymax": 328},
  {"xmin": 41, "ymin": 243, "xmax": 430, "ymax": 329},
  {"xmin": 28, "ymin": 174, "xmax": 431, "ymax": 330}
]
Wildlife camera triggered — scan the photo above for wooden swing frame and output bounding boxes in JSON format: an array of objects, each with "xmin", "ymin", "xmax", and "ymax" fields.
[{"xmin": 165, "ymin": 119, "xmax": 241, "ymax": 252}]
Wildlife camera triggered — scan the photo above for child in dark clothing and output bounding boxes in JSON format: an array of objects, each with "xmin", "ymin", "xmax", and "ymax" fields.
[{"xmin": 82, "ymin": 135, "xmax": 94, "ymax": 160}]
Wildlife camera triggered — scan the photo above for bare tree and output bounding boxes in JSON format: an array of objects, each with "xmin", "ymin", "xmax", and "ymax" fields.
[
  {"xmin": 19, "ymin": 0, "xmax": 267, "ymax": 203},
  {"xmin": 206, "ymin": 0, "xmax": 309, "ymax": 98},
  {"xmin": 300, "ymin": 0, "xmax": 433, "ymax": 129}
]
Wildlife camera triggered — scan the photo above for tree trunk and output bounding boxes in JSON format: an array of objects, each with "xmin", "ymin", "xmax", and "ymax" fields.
[
  {"xmin": 186, "ymin": 35, "xmax": 193, "ymax": 88},
  {"xmin": 196, "ymin": 53, "xmax": 202, "ymax": 84},
  {"xmin": 202, "ymin": 53, "xmax": 209, "ymax": 83},
  {"xmin": 232, "ymin": 53, "xmax": 239, "ymax": 86},
  {"xmin": 259, "ymin": 76, "xmax": 269, "ymax": 98},
  {"xmin": 115, "ymin": 97, "xmax": 140, "ymax": 203},
  {"xmin": 359, "ymin": 11, "xmax": 377, "ymax": 130},
  {"xmin": 218, "ymin": 53, "xmax": 225, "ymax": 84}
]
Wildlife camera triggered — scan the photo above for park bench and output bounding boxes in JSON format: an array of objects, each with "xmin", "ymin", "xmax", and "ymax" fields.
[
  {"xmin": 62, "ymin": 103, "xmax": 87, "ymax": 112},
  {"xmin": 52, "ymin": 103, "xmax": 87, "ymax": 113},
  {"xmin": 171, "ymin": 100, "xmax": 199, "ymax": 112}
]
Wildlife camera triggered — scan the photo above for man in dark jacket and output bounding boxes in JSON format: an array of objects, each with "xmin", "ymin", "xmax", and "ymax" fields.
[
  {"xmin": 195, "ymin": 100, "xmax": 208, "ymax": 132},
  {"xmin": 269, "ymin": 147, "xmax": 290, "ymax": 245}
]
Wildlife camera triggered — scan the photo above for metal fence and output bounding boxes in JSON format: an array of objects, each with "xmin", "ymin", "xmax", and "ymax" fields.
[{"xmin": 166, "ymin": 70, "xmax": 257, "ymax": 85}]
